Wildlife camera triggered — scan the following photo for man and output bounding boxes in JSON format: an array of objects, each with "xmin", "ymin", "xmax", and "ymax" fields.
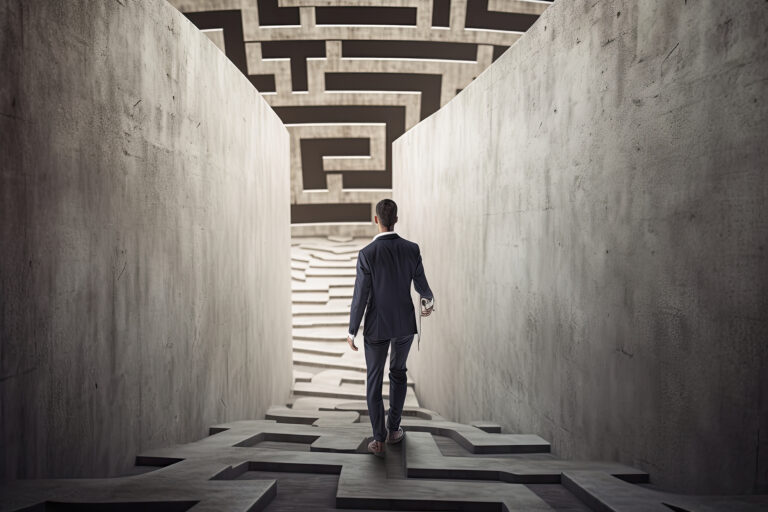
[{"xmin": 346, "ymin": 199, "xmax": 435, "ymax": 456}]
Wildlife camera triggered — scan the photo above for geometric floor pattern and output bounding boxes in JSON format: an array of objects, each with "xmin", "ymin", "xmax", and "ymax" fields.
[{"xmin": 2, "ymin": 236, "xmax": 766, "ymax": 511}]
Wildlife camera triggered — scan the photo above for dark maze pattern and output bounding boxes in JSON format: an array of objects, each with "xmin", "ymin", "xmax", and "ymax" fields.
[{"xmin": 175, "ymin": 1, "xmax": 554, "ymax": 226}]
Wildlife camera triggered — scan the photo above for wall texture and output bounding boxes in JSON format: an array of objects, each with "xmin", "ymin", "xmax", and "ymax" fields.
[
  {"xmin": 0, "ymin": 0, "xmax": 292, "ymax": 479},
  {"xmin": 394, "ymin": 0, "xmax": 768, "ymax": 494}
]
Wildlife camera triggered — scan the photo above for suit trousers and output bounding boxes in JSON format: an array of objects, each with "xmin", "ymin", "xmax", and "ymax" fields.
[{"xmin": 363, "ymin": 333, "xmax": 415, "ymax": 442}]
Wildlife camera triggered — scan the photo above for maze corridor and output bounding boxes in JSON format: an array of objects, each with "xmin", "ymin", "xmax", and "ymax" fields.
[{"xmin": 1, "ymin": 0, "xmax": 767, "ymax": 510}]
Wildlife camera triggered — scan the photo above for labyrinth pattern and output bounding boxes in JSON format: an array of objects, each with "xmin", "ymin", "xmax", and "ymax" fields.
[
  {"xmin": 2, "ymin": 236, "xmax": 767, "ymax": 510},
  {"xmin": 168, "ymin": 0, "xmax": 554, "ymax": 237}
]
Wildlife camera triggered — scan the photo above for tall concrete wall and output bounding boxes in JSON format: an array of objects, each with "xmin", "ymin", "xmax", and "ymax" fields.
[
  {"xmin": 0, "ymin": 0, "xmax": 292, "ymax": 479},
  {"xmin": 394, "ymin": 0, "xmax": 767, "ymax": 494}
]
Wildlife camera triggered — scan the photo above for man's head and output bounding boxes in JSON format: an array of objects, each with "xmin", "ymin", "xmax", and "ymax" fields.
[{"xmin": 375, "ymin": 199, "xmax": 398, "ymax": 231}]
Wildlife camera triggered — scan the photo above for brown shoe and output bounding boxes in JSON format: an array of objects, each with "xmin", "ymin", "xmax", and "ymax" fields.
[
  {"xmin": 367, "ymin": 439, "xmax": 385, "ymax": 457},
  {"xmin": 386, "ymin": 426, "xmax": 405, "ymax": 444}
]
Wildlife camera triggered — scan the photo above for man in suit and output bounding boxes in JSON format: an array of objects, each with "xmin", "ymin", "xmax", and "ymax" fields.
[{"xmin": 346, "ymin": 199, "xmax": 435, "ymax": 456}]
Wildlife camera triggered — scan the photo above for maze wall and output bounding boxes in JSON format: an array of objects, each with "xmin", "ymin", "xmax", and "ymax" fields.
[
  {"xmin": 170, "ymin": 0, "xmax": 553, "ymax": 236},
  {"xmin": 1, "ymin": 0, "xmax": 293, "ymax": 479},
  {"xmin": 394, "ymin": 0, "xmax": 768, "ymax": 495}
]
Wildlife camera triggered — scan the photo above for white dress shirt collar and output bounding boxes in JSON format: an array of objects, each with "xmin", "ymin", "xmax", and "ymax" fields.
[{"xmin": 372, "ymin": 230, "xmax": 397, "ymax": 241}]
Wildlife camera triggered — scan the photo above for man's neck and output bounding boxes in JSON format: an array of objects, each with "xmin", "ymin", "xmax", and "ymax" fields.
[{"xmin": 373, "ymin": 228, "xmax": 396, "ymax": 240}]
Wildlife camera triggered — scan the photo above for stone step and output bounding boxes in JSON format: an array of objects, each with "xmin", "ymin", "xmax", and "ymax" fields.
[
  {"xmin": 292, "ymin": 325, "xmax": 359, "ymax": 339},
  {"xmin": 266, "ymin": 406, "xmax": 359, "ymax": 425},
  {"xmin": 291, "ymin": 284, "xmax": 331, "ymax": 292},
  {"xmin": 329, "ymin": 288, "xmax": 353, "ymax": 299},
  {"xmin": 336, "ymin": 452, "xmax": 552, "ymax": 510},
  {"xmin": 308, "ymin": 251, "xmax": 357, "ymax": 262},
  {"xmin": 293, "ymin": 330, "xmax": 350, "ymax": 341},
  {"xmin": 291, "ymin": 307, "xmax": 350, "ymax": 316},
  {"xmin": 400, "ymin": 419, "xmax": 549, "ymax": 454},
  {"xmin": 471, "ymin": 421, "xmax": 503, "ymax": 433},
  {"xmin": 302, "ymin": 276, "xmax": 356, "ymax": 288},
  {"xmin": 291, "ymin": 294, "xmax": 330, "ymax": 304},
  {"xmin": 300, "ymin": 244, "xmax": 361, "ymax": 255},
  {"xmin": 293, "ymin": 318, "xmax": 350, "ymax": 328},
  {"xmin": 308, "ymin": 260, "xmax": 356, "ymax": 269},
  {"xmin": 291, "ymin": 282, "xmax": 354, "ymax": 294},
  {"xmin": 326, "ymin": 235, "xmax": 354, "ymax": 243},
  {"xmin": 404, "ymin": 432, "xmax": 647, "ymax": 483},
  {"xmin": 561, "ymin": 471, "xmax": 768, "ymax": 511},
  {"xmin": 293, "ymin": 341, "xmax": 346, "ymax": 357},
  {"xmin": 290, "ymin": 396, "xmax": 372, "ymax": 411},
  {"xmin": 292, "ymin": 352, "xmax": 367, "ymax": 372},
  {"xmin": 305, "ymin": 268, "xmax": 356, "ymax": 277},
  {"xmin": 293, "ymin": 370, "xmax": 313, "ymax": 383},
  {"xmin": 292, "ymin": 382, "xmax": 420, "ymax": 407},
  {"xmin": 330, "ymin": 401, "xmax": 444, "ymax": 421},
  {"xmin": 306, "ymin": 369, "xmax": 414, "ymax": 389}
]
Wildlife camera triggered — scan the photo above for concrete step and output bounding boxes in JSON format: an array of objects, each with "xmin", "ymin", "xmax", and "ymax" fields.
[
  {"xmin": 291, "ymin": 294, "xmax": 330, "ymax": 304},
  {"xmin": 301, "ymin": 276, "xmax": 356, "ymax": 288},
  {"xmin": 293, "ymin": 330, "xmax": 351, "ymax": 341},
  {"xmin": 291, "ymin": 307, "xmax": 350, "ymax": 316},
  {"xmin": 308, "ymin": 260, "xmax": 356, "ymax": 269},
  {"xmin": 266, "ymin": 406, "xmax": 359, "ymax": 425},
  {"xmin": 293, "ymin": 341, "xmax": 346, "ymax": 357},
  {"xmin": 292, "ymin": 382, "xmax": 420, "ymax": 407},
  {"xmin": 293, "ymin": 318, "xmax": 350, "ymax": 328},
  {"xmin": 326, "ymin": 235, "xmax": 354, "ymax": 243},
  {"xmin": 305, "ymin": 268, "xmax": 356, "ymax": 277},
  {"xmin": 292, "ymin": 352, "xmax": 367, "ymax": 372},
  {"xmin": 309, "ymin": 251, "xmax": 357, "ymax": 262}
]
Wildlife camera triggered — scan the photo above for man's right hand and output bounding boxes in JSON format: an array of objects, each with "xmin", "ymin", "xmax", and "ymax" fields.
[{"xmin": 421, "ymin": 297, "xmax": 434, "ymax": 317}]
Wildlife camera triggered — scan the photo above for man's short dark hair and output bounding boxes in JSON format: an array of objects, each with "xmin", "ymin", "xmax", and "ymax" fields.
[{"xmin": 376, "ymin": 199, "xmax": 397, "ymax": 229}]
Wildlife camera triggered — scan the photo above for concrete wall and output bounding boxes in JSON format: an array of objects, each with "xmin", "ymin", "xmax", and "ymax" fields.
[
  {"xmin": 394, "ymin": 0, "xmax": 767, "ymax": 494},
  {"xmin": 0, "ymin": 0, "xmax": 292, "ymax": 479}
]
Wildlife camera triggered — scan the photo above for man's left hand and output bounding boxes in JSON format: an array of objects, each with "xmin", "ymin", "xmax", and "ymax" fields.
[{"xmin": 347, "ymin": 336, "xmax": 358, "ymax": 351}]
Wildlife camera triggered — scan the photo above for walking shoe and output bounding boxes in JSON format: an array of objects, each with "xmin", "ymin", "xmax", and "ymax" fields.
[
  {"xmin": 367, "ymin": 439, "xmax": 385, "ymax": 457},
  {"xmin": 386, "ymin": 426, "xmax": 405, "ymax": 444}
]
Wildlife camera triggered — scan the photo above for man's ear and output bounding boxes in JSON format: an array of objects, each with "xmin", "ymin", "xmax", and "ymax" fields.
[{"xmin": 374, "ymin": 215, "xmax": 378, "ymax": 224}]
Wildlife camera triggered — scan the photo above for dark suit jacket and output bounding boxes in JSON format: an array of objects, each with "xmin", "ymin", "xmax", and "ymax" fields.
[{"xmin": 348, "ymin": 232, "xmax": 433, "ymax": 341}]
